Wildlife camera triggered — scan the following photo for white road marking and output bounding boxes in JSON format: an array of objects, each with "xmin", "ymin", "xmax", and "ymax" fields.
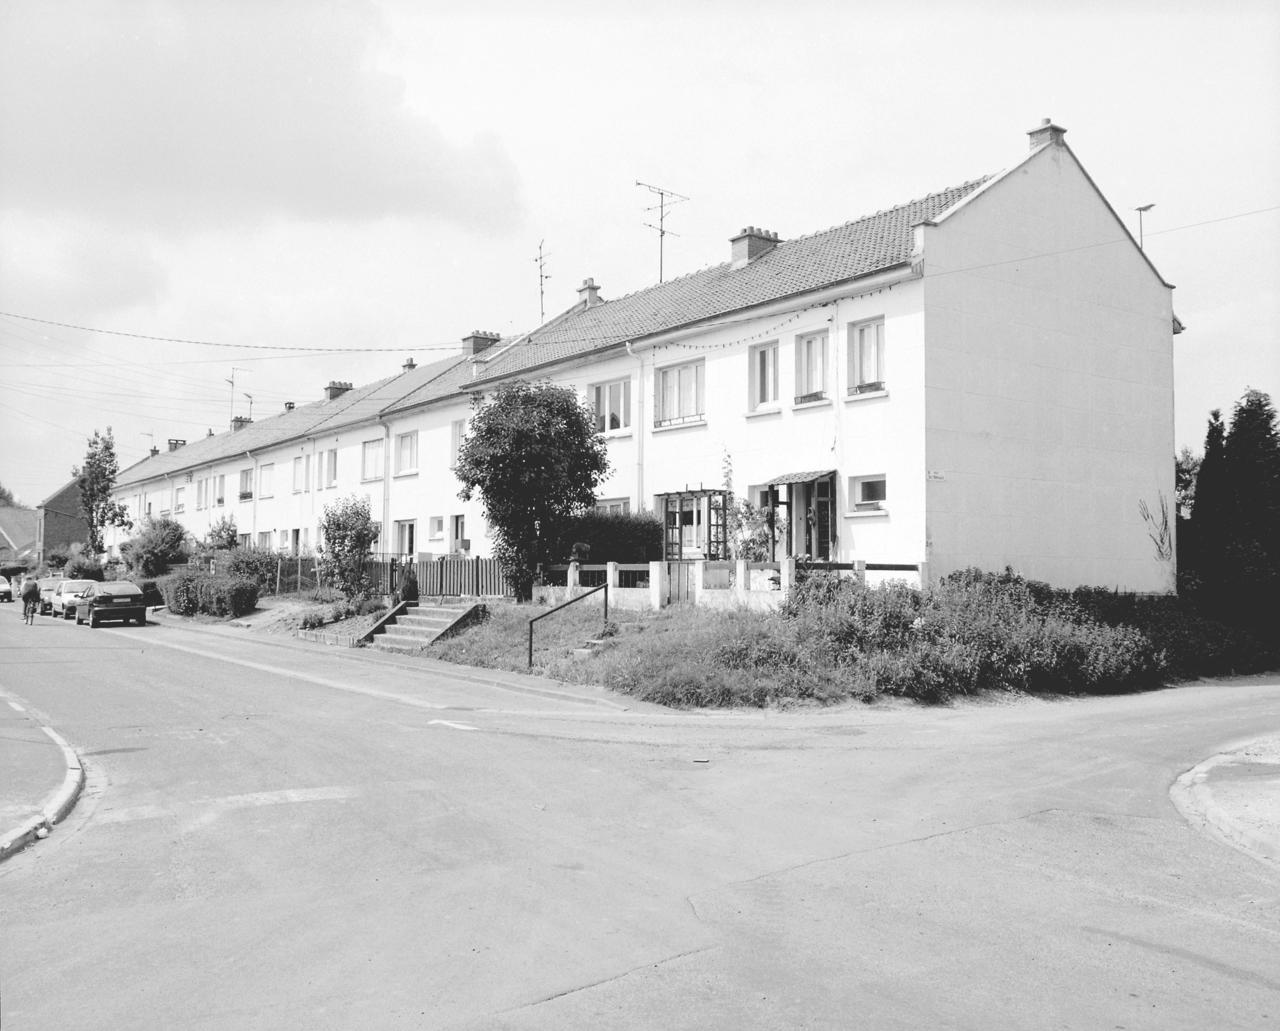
[
  {"xmin": 96, "ymin": 785, "xmax": 359, "ymax": 825},
  {"xmin": 8, "ymin": 701, "xmax": 25, "ymax": 712},
  {"xmin": 428, "ymin": 719, "xmax": 477, "ymax": 731}
]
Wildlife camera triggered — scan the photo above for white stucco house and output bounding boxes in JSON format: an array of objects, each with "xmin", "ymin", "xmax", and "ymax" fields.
[{"xmin": 108, "ymin": 120, "xmax": 1179, "ymax": 592}]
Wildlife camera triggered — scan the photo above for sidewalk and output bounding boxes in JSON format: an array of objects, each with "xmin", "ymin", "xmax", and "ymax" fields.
[
  {"xmin": 0, "ymin": 693, "xmax": 84, "ymax": 862},
  {"xmin": 1172, "ymin": 733, "xmax": 1280, "ymax": 868}
]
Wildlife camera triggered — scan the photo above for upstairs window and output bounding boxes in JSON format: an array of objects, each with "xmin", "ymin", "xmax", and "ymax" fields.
[
  {"xmin": 795, "ymin": 330, "xmax": 828, "ymax": 403},
  {"xmin": 361, "ymin": 439, "xmax": 383, "ymax": 481},
  {"xmin": 258, "ymin": 463, "xmax": 274, "ymax": 499},
  {"xmin": 849, "ymin": 318, "xmax": 886, "ymax": 393},
  {"xmin": 656, "ymin": 360, "xmax": 705, "ymax": 427},
  {"xmin": 174, "ymin": 486, "xmax": 186, "ymax": 514},
  {"xmin": 238, "ymin": 469, "xmax": 253, "ymax": 501},
  {"xmin": 292, "ymin": 456, "xmax": 306, "ymax": 493},
  {"xmin": 592, "ymin": 379, "xmax": 631, "ymax": 433},
  {"xmin": 323, "ymin": 449, "xmax": 337, "ymax": 488},
  {"xmin": 595, "ymin": 498, "xmax": 631, "ymax": 515},
  {"xmin": 748, "ymin": 341, "xmax": 779, "ymax": 410},
  {"xmin": 214, "ymin": 475, "xmax": 225, "ymax": 506},
  {"xmin": 395, "ymin": 432, "xmax": 418, "ymax": 475},
  {"xmin": 450, "ymin": 420, "xmax": 466, "ymax": 468}
]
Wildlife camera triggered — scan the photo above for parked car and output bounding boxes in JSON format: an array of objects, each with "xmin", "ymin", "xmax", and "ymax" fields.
[
  {"xmin": 51, "ymin": 579, "xmax": 96, "ymax": 620},
  {"xmin": 76, "ymin": 581, "xmax": 147, "ymax": 627},
  {"xmin": 37, "ymin": 577, "xmax": 60, "ymax": 615},
  {"xmin": 0, "ymin": 575, "xmax": 12, "ymax": 603}
]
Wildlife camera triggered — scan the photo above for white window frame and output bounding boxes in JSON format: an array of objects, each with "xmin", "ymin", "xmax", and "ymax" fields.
[
  {"xmin": 655, "ymin": 360, "xmax": 705, "ymax": 427},
  {"xmin": 394, "ymin": 519, "xmax": 417, "ymax": 557},
  {"xmin": 292, "ymin": 456, "xmax": 305, "ymax": 493},
  {"xmin": 323, "ymin": 449, "xmax": 337, "ymax": 489},
  {"xmin": 795, "ymin": 330, "xmax": 828, "ymax": 403},
  {"xmin": 748, "ymin": 341, "xmax": 779, "ymax": 410},
  {"xmin": 849, "ymin": 318, "xmax": 886, "ymax": 394},
  {"xmin": 361, "ymin": 439, "xmax": 383, "ymax": 482},
  {"xmin": 258, "ymin": 463, "xmax": 274, "ymax": 499},
  {"xmin": 592, "ymin": 378, "xmax": 632, "ymax": 433},
  {"xmin": 449, "ymin": 420, "xmax": 466, "ymax": 468},
  {"xmin": 214, "ymin": 475, "xmax": 225, "ymax": 507},
  {"xmin": 195, "ymin": 479, "xmax": 206, "ymax": 511},
  {"xmin": 239, "ymin": 468, "xmax": 253, "ymax": 502},
  {"xmin": 428, "ymin": 516, "xmax": 445, "ymax": 539},
  {"xmin": 849, "ymin": 474, "xmax": 888, "ymax": 512},
  {"xmin": 257, "ymin": 531, "xmax": 271, "ymax": 549},
  {"xmin": 394, "ymin": 431, "xmax": 418, "ymax": 475},
  {"xmin": 594, "ymin": 497, "xmax": 631, "ymax": 516},
  {"xmin": 174, "ymin": 486, "xmax": 185, "ymax": 514}
]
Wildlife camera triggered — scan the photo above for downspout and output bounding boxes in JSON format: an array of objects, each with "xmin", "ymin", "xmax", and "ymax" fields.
[
  {"xmin": 379, "ymin": 418, "xmax": 391, "ymax": 555},
  {"xmin": 625, "ymin": 340, "xmax": 645, "ymax": 509}
]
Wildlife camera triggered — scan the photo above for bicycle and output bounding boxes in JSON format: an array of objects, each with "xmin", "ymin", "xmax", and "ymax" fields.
[{"xmin": 23, "ymin": 596, "xmax": 38, "ymax": 625}]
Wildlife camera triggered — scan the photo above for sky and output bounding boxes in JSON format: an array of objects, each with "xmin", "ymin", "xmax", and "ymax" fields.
[{"xmin": 1, "ymin": 0, "xmax": 1277, "ymax": 507}]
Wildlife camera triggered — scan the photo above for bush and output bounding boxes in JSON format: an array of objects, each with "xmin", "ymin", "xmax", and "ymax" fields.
[
  {"xmin": 317, "ymin": 495, "xmax": 377, "ymax": 599},
  {"xmin": 63, "ymin": 553, "xmax": 104, "ymax": 581},
  {"xmin": 120, "ymin": 516, "xmax": 189, "ymax": 577},
  {"xmin": 156, "ymin": 573, "xmax": 258, "ymax": 618},
  {"xmin": 544, "ymin": 511, "xmax": 663, "ymax": 564},
  {"xmin": 226, "ymin": 548, "xmax": 279, "ymax": 591}
]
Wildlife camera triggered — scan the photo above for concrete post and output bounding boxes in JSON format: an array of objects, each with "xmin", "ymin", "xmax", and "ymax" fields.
[
  {"xmin": 606, "ymin": 561, "xmax": 619, "ymax": 589},
  {"xmin": 568, "ymin": 560, "xmax": 580, "ymax": 597},
  {"xmin": 735, "ymin": 558, "xmax": 749, "ymax": 600},
  {"xmin": 649, "ymin": 560, "xmax": 666, "ymax": 611},
  {"xmin": 780, "ymin": 557, "xmax": 795, "ymax": 598},
  {"xmin": 691, "ymin": 560, "xmax": 706, "ymax": 604},
  {"xmin": 855, "ymin": 559, "xmax": 867, "ymax": 584}
]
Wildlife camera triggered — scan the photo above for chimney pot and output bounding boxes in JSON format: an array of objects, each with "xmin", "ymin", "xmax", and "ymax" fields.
[
  {"xmin": 730, "ymin": 226, "xmax": 780, "ymax": 265},
  {"xmin": 231, "ymin": 415, "xmax": 253, "ymax": 431},
  {"xmin": 167, "ymin": 438, "xmax": 186, "ymax": 452},
  {"xmin": 1027, "ymin": 118, "xmax": 1067, "ymax": 150},
  {"xmin": 324, "ymin": 381, "xmax": 353, "ymax": 401},
  {"xmin": 402, "ymin": 357, "xmax": 417, "ymax": 372},
  {"xmin": 461, "ymin": 330, "xmax": 501, "ymax": 356}
]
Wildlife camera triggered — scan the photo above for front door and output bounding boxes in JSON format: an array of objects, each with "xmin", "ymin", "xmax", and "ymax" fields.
[{"xmin": 801, "ymin": 477, "xmax": 834, "ymax": 560}]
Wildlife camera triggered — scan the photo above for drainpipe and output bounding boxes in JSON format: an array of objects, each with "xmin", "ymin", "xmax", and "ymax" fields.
[
  {"xmin": 379, "ymin": 418, "xmax": 391, "ymax": 556},
  {"xmin": 625, "ymin": 340, "xmax": 645, "ymax": 509}
]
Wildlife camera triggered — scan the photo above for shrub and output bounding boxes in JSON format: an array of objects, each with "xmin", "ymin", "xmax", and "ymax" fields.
[
  {"xmin": 544, "ymin": 511, "xmax": 664, "ymax": 563},
  {"xmin": 157, "ymin": 573, "xmax": 200, "ymax": 616},
  {"xmin": 120, "ymin": 516, "xmax": 189, "ymax": 577},
  {"xmin": 317, "ymin": 495, "xmax": 377, "ymax": 599},
  {"xmin": 225, "ymin": 548, "xmax": 279, "ymax": 591},
  {"xmin": 63, "ymin": 553, "xmax": 104, "ymax": 581},
  {"xmin": 156, "ymin": 573, "xmax": 257, "ymax": 618}
]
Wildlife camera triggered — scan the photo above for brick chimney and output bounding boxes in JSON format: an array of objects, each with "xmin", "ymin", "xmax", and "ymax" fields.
[
  {"xmin": 402, "ymin": 357, "xmax": 417, "ymax": 372},
  {"xmin": 730, "ymin": 227, "xmax": 779, "ymax": 266},
  {"xmin": 231, "ymin": 415, "xmax": 253, "ymax": 431},
  {"xmin": 324, "ymin": 381, "xmax": 353, "ymax": 401},
  {"xmin": 577, "ymin": 278, "xmax": 602, "ymax": 307},
  {"xmin": 284, "ymin": 401, "xmax": 295, "ymax": 412},
  {"xmin": 167, "ymin": 438, "xmax": 186, "ymax": 452},
  {"xmin": 1027, "ymin": 118, "xmax": 1067, "ymax": 150},
  {"xmin": 461, "ymin": 331, "xmax": 501, "ymax": 356},
  {"xmin": 149, "ymin": 446, "xmax": 160, "ymax": 458}
]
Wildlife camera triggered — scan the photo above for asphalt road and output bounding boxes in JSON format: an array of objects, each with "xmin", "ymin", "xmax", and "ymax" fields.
[{"xmin": 1, "ymin": 611, "xmax": 1278, "ymax": 1030}]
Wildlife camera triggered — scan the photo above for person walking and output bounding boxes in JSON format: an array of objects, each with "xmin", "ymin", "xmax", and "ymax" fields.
[{"xmin": 20, "ymin": 576, "xmax": 40, "ymax": 624}]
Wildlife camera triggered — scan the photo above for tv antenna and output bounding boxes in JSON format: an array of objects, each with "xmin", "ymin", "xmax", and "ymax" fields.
[
  {"xmin": 225, "ymin": 367, "xmax": 248, "ymax": 424},
  {"xmin": 243, "ymin": 393, "xmax": 254, "ymax": 420},
  {"xmin": 533, "ymin": 239, "xmax": 552, "ymax": 323},
  {"xmin": 636, "ymin": 180, "xmax": 689, "ymax": 283}
]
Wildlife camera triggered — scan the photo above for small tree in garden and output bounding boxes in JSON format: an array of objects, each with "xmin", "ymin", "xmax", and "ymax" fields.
[
  {"xmin": 317, "ymin": 495, "xmax": 379, "ymax": 599},
  {"xmin": 204, "ymin": 515, "xmax": 239, "ymax": 550},
  {"xmin": 455, "ymin": 379, "xmax": 610, "ymax": 601},
  {"xmin": 120, "ymin": 516, "xmax": 190, "ymax": 577},
  {"xmin": 74, "ymin": 427, "xmax": 132, "ymax": 554}
]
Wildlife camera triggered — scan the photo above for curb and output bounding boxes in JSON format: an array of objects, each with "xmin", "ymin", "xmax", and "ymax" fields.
[
  {"xmin": 0, "ymin": 725, "xmax": 86, "ymax": 863},
  {"xmin": 1171, "ymin": 747, "xmax": 1280, "ymax": 868}
]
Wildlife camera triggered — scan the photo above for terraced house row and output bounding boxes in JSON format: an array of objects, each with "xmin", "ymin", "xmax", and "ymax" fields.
[{"xmin": 107, "ymin": 121, "xmax": 1181, "ymax": 593}]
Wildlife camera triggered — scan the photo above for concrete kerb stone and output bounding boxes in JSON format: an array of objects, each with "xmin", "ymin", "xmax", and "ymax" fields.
[
  {"xmin": 0, "ymin": 725, "xmax": 86, "ymax": 863},
  {"xmin": 1170, "ymin": 735, "xmax": 1280, "ymax": 869}
]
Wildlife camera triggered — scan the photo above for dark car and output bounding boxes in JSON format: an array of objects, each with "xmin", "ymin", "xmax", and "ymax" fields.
[
  {"xmin": 76, "ymin": 581, "xmax": 147, "ymax": 627},
  {"xmin": 37, "ymin": 577, "xmax": 60, "ymax": 615},
  {"xmin": 0, "ymin": 575, "xmax": 12, "ymax": 603}
]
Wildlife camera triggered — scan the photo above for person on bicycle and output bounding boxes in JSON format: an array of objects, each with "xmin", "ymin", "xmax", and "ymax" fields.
[{"xmin": 20, "ymin": 576, "xmax": 40, "ymax": 624}]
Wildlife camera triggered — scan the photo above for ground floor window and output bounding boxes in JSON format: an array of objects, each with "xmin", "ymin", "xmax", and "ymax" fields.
[
  {"xmin": 850, "ymin": 474, "xmax": 887, "ymax": 511},
  {"xmin": 394, "ymin": 519, "xmax": 417, "ymax": 557},
  {"xmin": 595, "ymin": 497, "xmax": 630, "ymax": 516}
]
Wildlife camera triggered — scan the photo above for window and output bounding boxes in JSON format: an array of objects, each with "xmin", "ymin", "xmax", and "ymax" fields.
[
  {"xmin": 238, "ymin": 533, "xmax": 251, "ymax": 547},
  {"xmin": 323, "ymin": 449, "xmax": 337, "ymax": 488},
  {"xmin": 749, "ymin": 342, "xmax": 779, "ymax": 410},
  {"xmin": 258, "ymin": 463, "xmax": 274, "ymax": 498},
  {"xmin": 656, "ymin": 360, "xmax": 705, "ymax": 426},
  {"xmin": 214, "ymin": 475, "xmax": 225, "ymax": 506},
  {"xmin": 293, "ymin": 457, "xmax": 305, "ymax": 493},
  {"xmin": 850, "ymin": 475, "xmax": 888, "ymax": 511},
  {"xmin": 361, "ymin": 439, "xmax": 383, "ymax": 481},
  {"xmin": 395, "ymin": 431, "xmax": 418, "ymax": 475},
  {"xmin": 279, "ymin": 530, "xmax": 290, "ymax": 552},
  {"xmin": 592, "ymin": 379, "xmax": 631, "ymax": 432},
  {"xmin": 394, "ymin": 519, "xmax": 417, "ymax": 556},
  {"xmin": 238, "ymin": 469, "xmax": 253, "ymax": 501},
  {"xmin": 795, "ymin": 330, "xmax": 828, "ymax": 403},
  {"xmin": 450, "ymin": 420, "xmax": 466, "ymax": 468},
  {"xmin": 257, "ymin": 531, "xmax": 271, "ymax": 549},
  {"xmin": 595, "ymin": 498, "xmax": 631, "ymax": 516},
  {"xmin": 195, "ymin": 479, "xmax": 206, "ymax": 511},
  {"xmin": 428, "ymin": 516, "xmax": 445, "ymax": 539},
  {"xmin": 849, "ymin": 318, "xmax": 885, "ymax": 393},
  {"xmin": 452, "ymin": 515, "xmax": 467, "ymax": 553},
  {"xmin": 174, "ymin": 486, "xmax": 185, "ymax": 514}
]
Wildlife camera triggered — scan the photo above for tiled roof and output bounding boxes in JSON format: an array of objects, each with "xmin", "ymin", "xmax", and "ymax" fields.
[
  {"xmin": 472, "ymin": 177, "xmax": 991, "ymax": 384},
  {"xmin": 115, "ymin": 352, "xmax": 471, "ymax": 488},
  {"xmin": 0, "ymin": 506, "xmax": 38, "ymax": 552}
]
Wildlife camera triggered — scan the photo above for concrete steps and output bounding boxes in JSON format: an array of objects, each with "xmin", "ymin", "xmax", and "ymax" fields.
[{"xmin": 370, "ymin": 600, "xmax": 478, "ymax": 654}]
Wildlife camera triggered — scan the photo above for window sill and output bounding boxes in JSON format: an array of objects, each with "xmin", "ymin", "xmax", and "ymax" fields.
[
  {"xmin": 393, "ymin": 470, "xmax": 419, "ymax": 479},
  {"xmin": 745, "ymin": 406, "xmax": 782, "ymax": 420},
  {"xmin": 845, "ymin": 388, "xmax": 889, "ymax": 403},
  {"xmin": 601, "ymin": 429, "xmax": 634, "ymax": 440},
  {"xmin": 360, "ymin": 477, "xmax": 384, "ymax": 484},
  {"xmin": 844, "ymin": 508, "xmax": 889, "ymax": 519},
  {"xmin": 792, "ymin": 398, "xmax": 833, "ymax": 412},
  {"xmin": 653, "ymin": 419, "xmax": 707, "ymax": 434}
]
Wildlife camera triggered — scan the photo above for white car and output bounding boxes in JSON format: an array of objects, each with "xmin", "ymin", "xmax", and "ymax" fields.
[
  {"xmin": 52, "ymin": 579, "xmax": 96, "ymax": 620},
  {"xmin": 0, "ymin": 574, "xmax": 11, "ymax": 603}
]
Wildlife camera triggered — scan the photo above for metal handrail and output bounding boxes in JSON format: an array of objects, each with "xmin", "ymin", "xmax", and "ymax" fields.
[{"xmin": 527, "ymin": 583, "xmax": 608, "ymax": 668}]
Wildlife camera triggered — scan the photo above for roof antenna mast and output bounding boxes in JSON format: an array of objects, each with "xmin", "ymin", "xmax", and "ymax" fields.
[
  {"xmin": 533, "ymin": 240, "xmax": 551, "ymax": 323},
  {"xmin": 635, "ymin": 180, "xmax": 689, "ymax": 283}
]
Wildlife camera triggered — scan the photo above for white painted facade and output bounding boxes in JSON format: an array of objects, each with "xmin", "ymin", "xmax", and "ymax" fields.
[{"xmin": 108, "ymin": 124, "xmax": 1177, "ymax": 593}]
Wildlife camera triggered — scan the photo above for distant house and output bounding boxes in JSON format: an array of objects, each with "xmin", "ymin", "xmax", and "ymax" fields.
[
  {"xmin": 0, "ymin": 506, "xmax": 39, "ymax": 569},
  {"xmin": 35, "ymin": 479, "xmax": 91, "ymax": 566},
  {"xmin": 108, "ymin": 120, "xmax": 1180, "ymax": 593}
]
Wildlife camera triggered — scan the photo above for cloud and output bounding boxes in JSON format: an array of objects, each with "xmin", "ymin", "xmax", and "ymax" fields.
[{"xmin": 0, "ymin": 1, "xmax": 524, "ymax": 234}]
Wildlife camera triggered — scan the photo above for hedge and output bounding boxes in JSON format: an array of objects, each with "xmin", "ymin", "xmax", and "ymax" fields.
[{"xmin": 157, "ymin": 573, "xmax": 259, "ymax": 618}]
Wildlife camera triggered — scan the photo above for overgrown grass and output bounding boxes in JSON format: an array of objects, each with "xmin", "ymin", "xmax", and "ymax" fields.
[{"xmin": 432, "ymin": 569, "xmax": 1278, "ymax": 709}]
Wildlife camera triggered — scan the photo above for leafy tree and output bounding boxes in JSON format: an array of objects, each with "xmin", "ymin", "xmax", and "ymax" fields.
[
  {"xmin": 317, "ymin": 495, "xmax": 379, "ymax": 599},
  {"xmin": 204, "ymin": 515, "xmax": 239, "ymax": 550},
  {"xmin": 0, "ymin": 482, "xmax": 17, "ymax": 506},
  {"xmin": 456, "ymin": 380, "xmax": 610, "ymax": 600},
  {"xmin": 120, "ymin": 516, "xmax": 190, "ymax": 577},
  {"xmin": 1174, "ymin": 447, "xmax": 1200, "ymax": 520},
  {"xmin": 74, "ymin": 428, "xmax": 131, "ymax": 554}
]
